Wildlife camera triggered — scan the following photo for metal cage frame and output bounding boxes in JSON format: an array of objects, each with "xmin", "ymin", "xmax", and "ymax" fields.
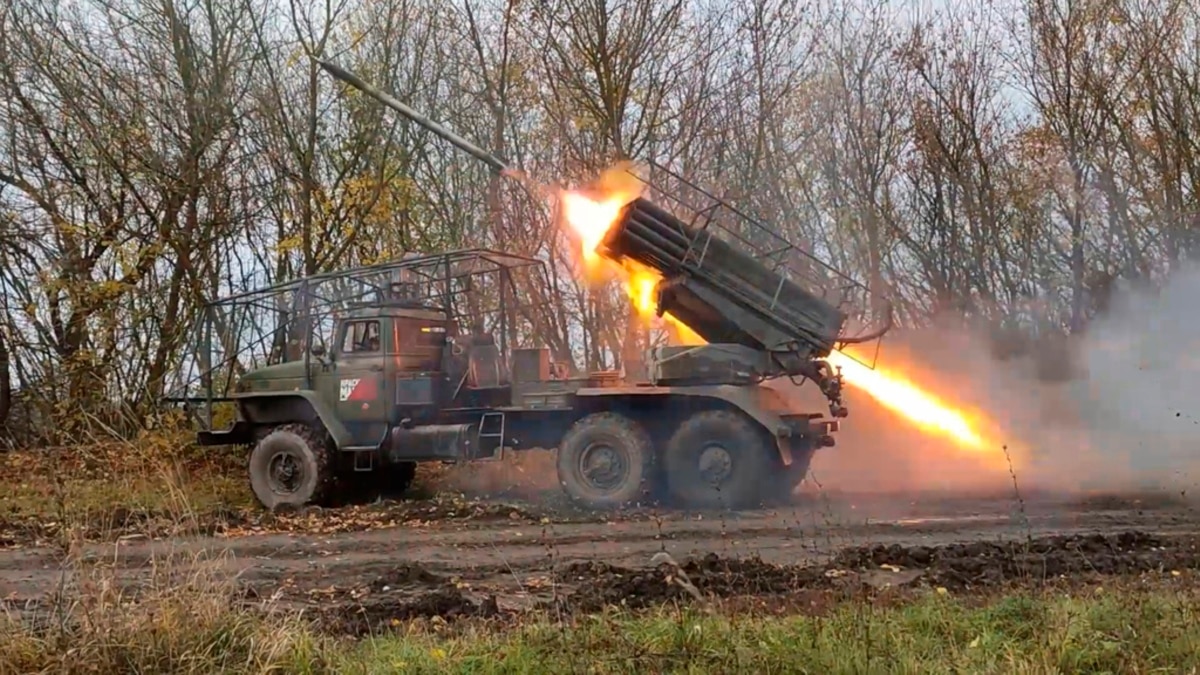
[
  {"xmin": 626, "ymin": 161, "xmax": 892, "ymax": 357},
  {"xmin": 163, "ymin": 248, "xmax": 551, "ymax": 429}
]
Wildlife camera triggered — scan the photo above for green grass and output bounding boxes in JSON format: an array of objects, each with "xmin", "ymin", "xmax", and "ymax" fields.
[
  {"xmin": 6, "ymin": 584, "xmax": 1198, "ymax": 674},
  {"xmin": 333, "ymin": 591, "xmax": 1200, "ymax": 674}
]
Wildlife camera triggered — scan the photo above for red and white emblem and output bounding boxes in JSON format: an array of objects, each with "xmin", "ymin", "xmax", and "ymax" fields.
[{"xmin": 339, "ymin": 377, "xmax": 377, "ymax": 401}]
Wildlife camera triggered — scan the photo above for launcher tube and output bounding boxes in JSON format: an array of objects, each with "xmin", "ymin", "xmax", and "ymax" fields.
[
  {"xmin": 316, "ymin": 59, "xmax": 510, "ymax": 175},
  {"xmin": 608, "ymin": 198, "xmax": 847, "ymax": 358}
]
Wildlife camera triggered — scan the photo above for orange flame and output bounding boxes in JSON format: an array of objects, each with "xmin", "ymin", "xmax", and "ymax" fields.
[
  {"xmin": 559, "ymin": 161, "xmax": 646, "ymax": 274},
  {"xmin": 559, "ymin": 162, "xmax": 708, "ymax": 345},
  {"xmin": 557, "ymin": 163, "xmax": 995, "ymax": 458},
  {"xmin": 825, "ymin": 350, "xmax": 987, "ymax": 451}
]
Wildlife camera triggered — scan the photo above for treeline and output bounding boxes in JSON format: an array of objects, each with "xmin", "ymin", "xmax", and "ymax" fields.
[{"xmin": 0, "ymin": 0, "xmax": 1196, "ymax": 444}]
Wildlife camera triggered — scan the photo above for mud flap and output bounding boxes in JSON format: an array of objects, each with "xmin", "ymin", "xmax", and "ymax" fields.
[
  {"xmin": 197, "ymin": 420, "xmax": 256, "ymax": 446},
  {"xmin": 776, "ymin": 414, "xmax": 838, "ymax": 466}
]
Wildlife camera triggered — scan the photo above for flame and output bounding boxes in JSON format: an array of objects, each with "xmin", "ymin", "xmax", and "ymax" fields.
[
  {"xmin": 560, "ymin": 162, "xmax": 708, "ymax": 345},
  {"xmin": 560, "ymin": 191, "xmax": 624, "ymax": 268},
  {"xmin": 825, "ymin": 350, "xmax": 987, "ymax": 451},
  {"xmin": 559, "ymin": 161, "xmax": 646, "ymax": 272},
  {"xmin": 557, "ymin": 163, "xmax": 995, "ymax": 458}
]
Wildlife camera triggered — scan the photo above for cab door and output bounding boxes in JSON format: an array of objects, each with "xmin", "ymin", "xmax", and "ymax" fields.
[{"xmin": 333, "ymin": 318, "xmax": 389, "ymax": 445}]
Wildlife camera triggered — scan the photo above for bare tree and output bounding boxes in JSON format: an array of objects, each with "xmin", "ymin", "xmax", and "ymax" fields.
[
  {"xmin": 1015, "ymin": 0, "xmax": 1113, "ymax": 332},
  {"xmin": 527, "ymin": 0, "xmax": 696, "ymax": 371},
  {"xmin": 897, "ymin": 1, "xmax": 1032, "ymax": 321},
  {"xmin": 812, "ymin": 0, "xmax": 911, "ymax": 320},
  {"xmin": 0, "ymin": 0, "xmax": 1197, "ymax": 441}
]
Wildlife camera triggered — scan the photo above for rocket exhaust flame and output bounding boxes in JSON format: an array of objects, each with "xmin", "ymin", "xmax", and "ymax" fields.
[
  {"xmin": 558, "ymin": 162, "xmax": 698, "ymax": 334},
  {"xmin": 824, "ymin": 350, "xmax": 987, "ymax": 451},
  {"xmin": 558, "ymin": 165, "xmax": 1002, "ymax": 463}
]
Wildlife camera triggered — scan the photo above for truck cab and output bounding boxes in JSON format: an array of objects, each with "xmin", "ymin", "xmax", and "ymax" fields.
[
  {"xmin": 286, "ymin": 302, "xmax": 508, "ymax": 446},
  {"xmin": 314, "ymin": 304, "xmax": 453, "ymax": 447}
]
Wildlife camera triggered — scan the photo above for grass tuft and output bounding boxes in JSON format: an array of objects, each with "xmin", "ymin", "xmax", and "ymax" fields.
[
  {"xmin": 1, "ymin": 552, "xmax": 334, "ymax": 674},
  {"xmin": 321, "ymin": 590, "xmax": 1200, "ymax": 673}
]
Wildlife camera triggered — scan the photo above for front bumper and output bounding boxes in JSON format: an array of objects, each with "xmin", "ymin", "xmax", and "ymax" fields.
[{"xmin": 197, "ymin": 421, "xmax": 255, "ymax": 446}]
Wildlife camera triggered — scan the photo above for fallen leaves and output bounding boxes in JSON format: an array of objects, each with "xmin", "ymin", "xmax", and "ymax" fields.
[
  {"xmin": 219, "ymin": 494, "xmax": 543, "ymax": 539},
  {"xmin": 0, "ymin": 490, "xmax": 548, "ymax": 549}
]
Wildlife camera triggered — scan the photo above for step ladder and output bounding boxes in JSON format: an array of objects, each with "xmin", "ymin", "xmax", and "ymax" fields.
[
  {"xmin": 344, "ymin": 427, "xmax": 390, "ymax": 472},
  {"xmin": 478, "ymin": 412, "xmax": 506, "ymax": 460}
]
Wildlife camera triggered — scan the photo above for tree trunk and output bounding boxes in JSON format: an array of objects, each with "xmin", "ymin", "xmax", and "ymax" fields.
[{"xmin": 0, "ymin": 331, "xmax": 11, "ymax": 437}]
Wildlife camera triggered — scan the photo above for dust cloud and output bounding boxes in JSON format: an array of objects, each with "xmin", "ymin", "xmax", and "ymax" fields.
[
  {"xmin": 1031, "ymin": 265, "xmax": 1200, "ymax": 494},
  {"xmin": 429, "ymin": 449, "xmax": 564, "ymax": 502},
  {"xmin": 804, "ymin": 265, "xmax": 1200, "ymax": 499}
]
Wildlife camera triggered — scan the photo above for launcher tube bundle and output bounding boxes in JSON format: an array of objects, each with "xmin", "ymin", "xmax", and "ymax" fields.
[{"xmin": 602, "ymin": 198, "xmax": 847, "ymax": 361}]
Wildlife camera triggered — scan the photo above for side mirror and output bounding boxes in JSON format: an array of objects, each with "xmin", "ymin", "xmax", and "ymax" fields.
[{"xmin": 310, "ymin": 344, "xmax": 326, "ymax": 358}]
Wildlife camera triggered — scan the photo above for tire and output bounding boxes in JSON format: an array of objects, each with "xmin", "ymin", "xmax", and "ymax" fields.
[
  {"xmin": 662, "ymin": 409, "xmax": 777, "ymax": 509},
  {"xmin": 248, "ymin": 423, "xmax": 335, "ymax": 510},
  {"xmin": 556, "ymin": 412, "xmax": 654, "ymax": 510}
]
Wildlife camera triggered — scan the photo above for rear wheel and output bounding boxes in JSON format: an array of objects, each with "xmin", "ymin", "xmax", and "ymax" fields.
[
  {"xmin": 663, "ymin": 409, "xmax": 776, "ymax": 509},
  {"xmin": 556, "ymin": 412, "xmax": 654, "ymax": 510},
  {"xmin": 248, "ymin": 423, "xmax": 335, "ymax": 510}
]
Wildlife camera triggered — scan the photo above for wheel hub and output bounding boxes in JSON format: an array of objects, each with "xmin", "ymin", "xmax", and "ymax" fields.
[
  {"xmin": 268, "ymin": 451, "xmax": 304, "ymax": 494},
  {"xmin": 579, "ymin": 442, "xmax": 628, "ymax": 492},
  {"xmin": 697, "ymin": 444, "xmax": 733, "ymax": 485}
]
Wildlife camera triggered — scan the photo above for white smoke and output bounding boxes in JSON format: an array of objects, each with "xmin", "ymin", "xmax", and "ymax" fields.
[
  {"xmin": 804, "ymin": 264, "xmax": 1200, "ymax": 499},
  {"xmin": 1023, "ymin": 265, "xmax": 1200, "ymax": 494}
]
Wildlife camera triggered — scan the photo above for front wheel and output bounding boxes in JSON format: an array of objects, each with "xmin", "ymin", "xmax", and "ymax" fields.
[
  {"xmin": 556, "ymin": 412, "xmax": 654, "ymax": 510},
  {"xmin": 662, "ymin": 409, "xmax": 776, "ymax": 510},
  {"xmin": 248, "ymin": 423, "xmax": 335, "ymax": 510}
]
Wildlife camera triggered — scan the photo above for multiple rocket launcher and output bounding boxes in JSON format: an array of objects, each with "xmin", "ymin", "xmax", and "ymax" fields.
[{"xmin": 315, "ymin": 59, "xmax": 886, "ymax": 417}]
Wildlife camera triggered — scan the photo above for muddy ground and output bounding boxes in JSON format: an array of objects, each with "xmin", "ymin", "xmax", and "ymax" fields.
[{"xmin": 3, "ymin": 487, "xmax": 1200, "ymax": 635}]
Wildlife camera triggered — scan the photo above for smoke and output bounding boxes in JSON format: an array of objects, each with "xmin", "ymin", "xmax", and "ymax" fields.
[
  {"xmin": 803, "ymin": 265, "xmax": 1200, "ymax": 499},
  {"xmin": 1028, "ymin": 264, "xmax": 1200, "ymax": 494},
  {"xmin": 429, "ymin": 449, "xmax": 565, "ymax": 502}
]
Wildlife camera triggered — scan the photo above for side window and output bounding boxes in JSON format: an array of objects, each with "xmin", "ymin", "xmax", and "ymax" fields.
[
  {"xmin": 416, "ymin": 324, "xmax": 448, "ymax": 347},
  {"xmin": 396, "ymin": 321, "xmax": 448, "ymax": 348},
  {"xmin": 340, "ymin": 320, "xmax": 381, "ymax": 354}
]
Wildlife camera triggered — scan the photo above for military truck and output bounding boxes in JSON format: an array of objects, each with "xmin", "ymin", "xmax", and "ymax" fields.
[{"xmin": 165, "ymin": 62, "xmax": 890, "ymax": 511}]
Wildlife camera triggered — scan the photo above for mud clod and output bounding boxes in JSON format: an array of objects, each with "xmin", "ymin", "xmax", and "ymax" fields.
[
  {"xmin": 367, "ymin": 563, "xmax": 441, "ymax": 590},
  {"xmin": 320, "ymin": 588, "xmax": 505, "ymax": 637},
  {"xmin": 554, "ymin": 532, "xmax": 1200, "ymax": 613},
  {"xmin": 833, "ymin": 531, "xmax": 1196, "ymax": 590}
]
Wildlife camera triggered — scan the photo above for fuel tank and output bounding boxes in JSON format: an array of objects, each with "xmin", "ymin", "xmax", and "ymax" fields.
[{"xmin": 386, "ymin": 423, "xmax": 479, "ymax": 461}]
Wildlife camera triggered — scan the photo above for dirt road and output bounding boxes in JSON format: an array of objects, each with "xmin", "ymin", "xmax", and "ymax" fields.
[{"xmin": 3, "ymin": 488, "xmax": 1199, "ymax": 631}]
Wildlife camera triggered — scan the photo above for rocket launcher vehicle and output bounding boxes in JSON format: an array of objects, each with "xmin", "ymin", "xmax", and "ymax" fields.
[{"xmin": 314, "ymin": 58, "xmax": 892, "ymax": 418}]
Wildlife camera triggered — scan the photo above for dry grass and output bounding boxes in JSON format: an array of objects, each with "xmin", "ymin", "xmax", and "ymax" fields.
[
  {"xmin": 3, "ymin": 552, "xmax": 1200, "ymax": 675},
  {"xmin": 0, "ymin": 547, "xmax": 330, "ymax": 674},
  {"xmin": 0, "ymin": 431, "xmax": 251, "ymax": 547}
]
